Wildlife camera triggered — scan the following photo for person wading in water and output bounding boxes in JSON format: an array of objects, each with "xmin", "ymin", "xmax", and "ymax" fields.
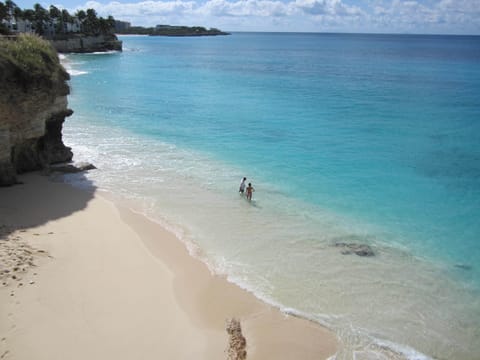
[
  {"xmin": 246, "ymin": 182, "xmax": 255, "ymax": 201},
  {"xmin": 239, "ymin": 177, "xmax": 247, "ymax": 195}
]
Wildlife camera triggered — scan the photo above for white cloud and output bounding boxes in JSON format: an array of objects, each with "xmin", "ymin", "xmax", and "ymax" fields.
[
  {"xmin": 369, "ymin": 0, "xmax": 480, "ymax": 33},
  {"xmin": 74, "ymin": 0, "xmax": 480, "ymax": 33},
  {"xmin": 295, "ymin": 0, "xmax": 330, "ymax": 15},
  {"xmin": 83, "ymin": 0, "xmax": 195, "ymax": 17},
  {"xmin": 199, "ymin": 0, "xmax": 292, "ymax": 18}
]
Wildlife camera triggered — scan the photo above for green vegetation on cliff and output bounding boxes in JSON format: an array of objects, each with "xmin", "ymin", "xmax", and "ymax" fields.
[{"xmin": 0, "ymin": 33, "xmax": 68, "ymax": 88}]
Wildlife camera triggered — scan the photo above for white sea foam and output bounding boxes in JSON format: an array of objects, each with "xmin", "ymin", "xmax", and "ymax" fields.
[
  {"xmin": 122, "ymin": 47, "xmax": 141, "ymax": 52},
  {"xmin": 68, "ymin": 69, "xmax": 88, "ymax": 76},
  {"xmin": 59, "ymin": 55, "xmax": 88, "ymax": 76},
  {"xmin": 87, "ymin": 50, "xmax": 120, "ymax": 55}
]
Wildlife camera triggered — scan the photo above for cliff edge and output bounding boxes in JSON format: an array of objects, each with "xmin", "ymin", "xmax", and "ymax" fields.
[
  {"xmin": 0, "ymin": 34, "xmax": 73, "ymax": 186},
  {"xmin": 50, "ymin": 34, "xmax": 122, "ymax": 53}
]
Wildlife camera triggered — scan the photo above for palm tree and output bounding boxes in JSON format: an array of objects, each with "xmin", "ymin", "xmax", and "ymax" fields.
[
  {"xmin": 75, "ymin": 9, "xmax": 86, "ymax": 32},
  {"xmin": 61, "ymin": 9, "xmax": 72, "ymax": 23},
  {"xmin": 49, "ymin": 5, "xmax": 60, "ymax": 19},
  {"xmin": 49, "ymin": 5, "xmax": 62, "ymax": 33},
  {"xmin": 4, "ymin": 0, "xmax": 18, "ymax": 19},
  {"xmin": 23, "ymin": 9, "xmax": 35, "ymax": 22},
  {"xmin": 0, "ymin": 2, "xmax": 8, "ymax": 34},
  {"xmin": 0, "ymin": 3, "xmax": 8, "ymax": 21},
  {"xmin": 98, "ymin": 17, "xmax": 110, "ymax": 34},
  {"xmin": 33, "ymin": 3, "xmax": 48, "ymax": 35},
  {"xmin": 60, "ymin": 9, "xmax": 73, "ymax": 33},
  {"xmin": 75, "ymin": 9, "xmax": 86, "ymax": 21},
  {"xmin": 13, "ymin": 5, "xmax": 22, "ymax": 20},
  {"xmin": 84, "ymin": 8, "xmax": 98, "ymax": 34},
  {"xmin": 107, "ymin": 15, "xmax": 115, "ymax": 31}
]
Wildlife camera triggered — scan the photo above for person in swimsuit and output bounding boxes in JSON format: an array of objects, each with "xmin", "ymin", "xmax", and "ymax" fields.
[
  {"xmin": 246, "ymin": 183, "xmax": 255, "ymax": 201},
  {"xmin": 239, "ymin": 177, "xmax": 247, "ymax": 194}
]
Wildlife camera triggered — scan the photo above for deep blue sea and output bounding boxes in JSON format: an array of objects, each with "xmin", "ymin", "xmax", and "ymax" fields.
[{"xmin": 62, "ymin": 33, "xmax": 480, "ymax": 360}]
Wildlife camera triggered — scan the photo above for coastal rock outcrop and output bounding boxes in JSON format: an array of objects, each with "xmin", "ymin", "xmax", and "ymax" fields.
[
  {"xmin": 49, "ymin": 162, "xmax": 96, "ymax": 174},
  {"xmin": 50, "ymin": 34, "xmax": 122, "ymax": 53},
  {"xmin": 0, "ymin": 34, "xmax": 73, "ymax": 186}
]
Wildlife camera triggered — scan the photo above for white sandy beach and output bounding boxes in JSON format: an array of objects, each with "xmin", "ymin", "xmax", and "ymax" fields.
[{"xmin": 0, "ymin": 173, "xmax": 337, "ymax": 360}]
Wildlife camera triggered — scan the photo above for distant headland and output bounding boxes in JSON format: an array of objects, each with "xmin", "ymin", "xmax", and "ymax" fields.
[{"xmin": 115, "ymin": 22, "xmax": 230, "ymax": 37}]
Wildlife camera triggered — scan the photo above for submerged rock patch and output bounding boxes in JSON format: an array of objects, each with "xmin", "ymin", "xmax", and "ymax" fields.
[
  {"xmin": 454, "ymin": 263, "xmax": 472, "ymax": 271},
  {"xmin": 334, "ymin": 242, "xmax": 375, "ymax": 257}
]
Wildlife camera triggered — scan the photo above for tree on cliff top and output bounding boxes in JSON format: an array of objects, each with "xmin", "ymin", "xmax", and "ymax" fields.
[
  {"xmin": 0, "ymin": 1, "xmax": 116, "ymax": 36},
  {"xmin": 0, "ymin": 3, "xmax": 7, "ymax": 34}
]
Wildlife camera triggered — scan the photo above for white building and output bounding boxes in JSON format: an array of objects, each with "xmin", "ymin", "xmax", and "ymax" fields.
[
  {"xmin": 16, "ymin": 19, "xmax": 34, "ymax": 33},
  {"xmin": 64, "ymin": 19, "xmax": 81, "ymax": 33}
]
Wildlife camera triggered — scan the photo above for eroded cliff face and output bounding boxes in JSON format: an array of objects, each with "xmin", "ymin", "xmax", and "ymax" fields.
[
  {"xmin": 0, "ymin": 35, "xmax": 73, "ymax": 186},
  {"xmin": 50, "ymin": 34, "xmax": 122, "ymax": 53}
]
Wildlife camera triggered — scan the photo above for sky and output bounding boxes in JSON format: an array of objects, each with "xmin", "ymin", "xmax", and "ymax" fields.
[{"xmin": 11, "ymin": 0, "xmax": 480, "ymax": 34}]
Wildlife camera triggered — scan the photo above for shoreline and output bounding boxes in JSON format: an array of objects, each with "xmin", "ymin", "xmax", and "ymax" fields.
[
  {"xmin": 0, "ymin": 173, "xmax": 338, "ymax": 359},
  {"xmin": 53, "ymin": 34, "xmax": 479, "ymax": 359}
]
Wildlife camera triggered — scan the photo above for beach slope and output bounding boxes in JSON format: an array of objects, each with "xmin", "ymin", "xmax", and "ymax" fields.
[{"xmin": 0, "ymin": 174, "xmax": 337, "ymax": 359}]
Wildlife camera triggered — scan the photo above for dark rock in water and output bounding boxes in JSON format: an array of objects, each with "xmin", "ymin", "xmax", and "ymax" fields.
[
  {"xmin": 49, "ymin": 165, "xmax": 79, "ymax": 173},
  {"xmin": 76, "ymin": 162, "xmax": 96, "ymax": 171},
  {"xmin": 49, "ymin": 162, "xmax": 96, "ymax": 174},
  {"xmin": 454, "ymin": 263, "xmax": 472, "ymax": 271},
  {"xmin": 335, "ymin": 242, "xmax": 375, "ymax": 257}
]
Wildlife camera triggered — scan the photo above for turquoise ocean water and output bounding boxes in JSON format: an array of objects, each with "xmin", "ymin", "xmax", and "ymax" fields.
[{"xmin": 62, "ymin": 33, "xmax": 480, "ymax": 359}]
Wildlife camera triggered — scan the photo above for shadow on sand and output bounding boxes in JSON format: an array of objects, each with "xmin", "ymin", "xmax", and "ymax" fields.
[{"xmin": 0, "ymin": 172, "xmax": 96, "ymax": 236}]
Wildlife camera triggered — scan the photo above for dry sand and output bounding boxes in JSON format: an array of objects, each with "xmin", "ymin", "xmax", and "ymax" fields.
[{"xmin": 0, "ymin": 173, "xmax": 338, "ymax": 360}]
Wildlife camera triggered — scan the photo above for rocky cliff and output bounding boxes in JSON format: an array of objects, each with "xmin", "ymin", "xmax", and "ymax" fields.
[
  {"xmin": 0, "ymin": 34, "xmax": 73, "ymax": 186},
  {"xmin": 50, "ymin": 34, "xmax": 122, "ymax": 53}
]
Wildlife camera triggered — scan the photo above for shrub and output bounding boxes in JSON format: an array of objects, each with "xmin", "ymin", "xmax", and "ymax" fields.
[{"xmin": 0, "ymin": 33, "xmax": 68, "ymax": 88}]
